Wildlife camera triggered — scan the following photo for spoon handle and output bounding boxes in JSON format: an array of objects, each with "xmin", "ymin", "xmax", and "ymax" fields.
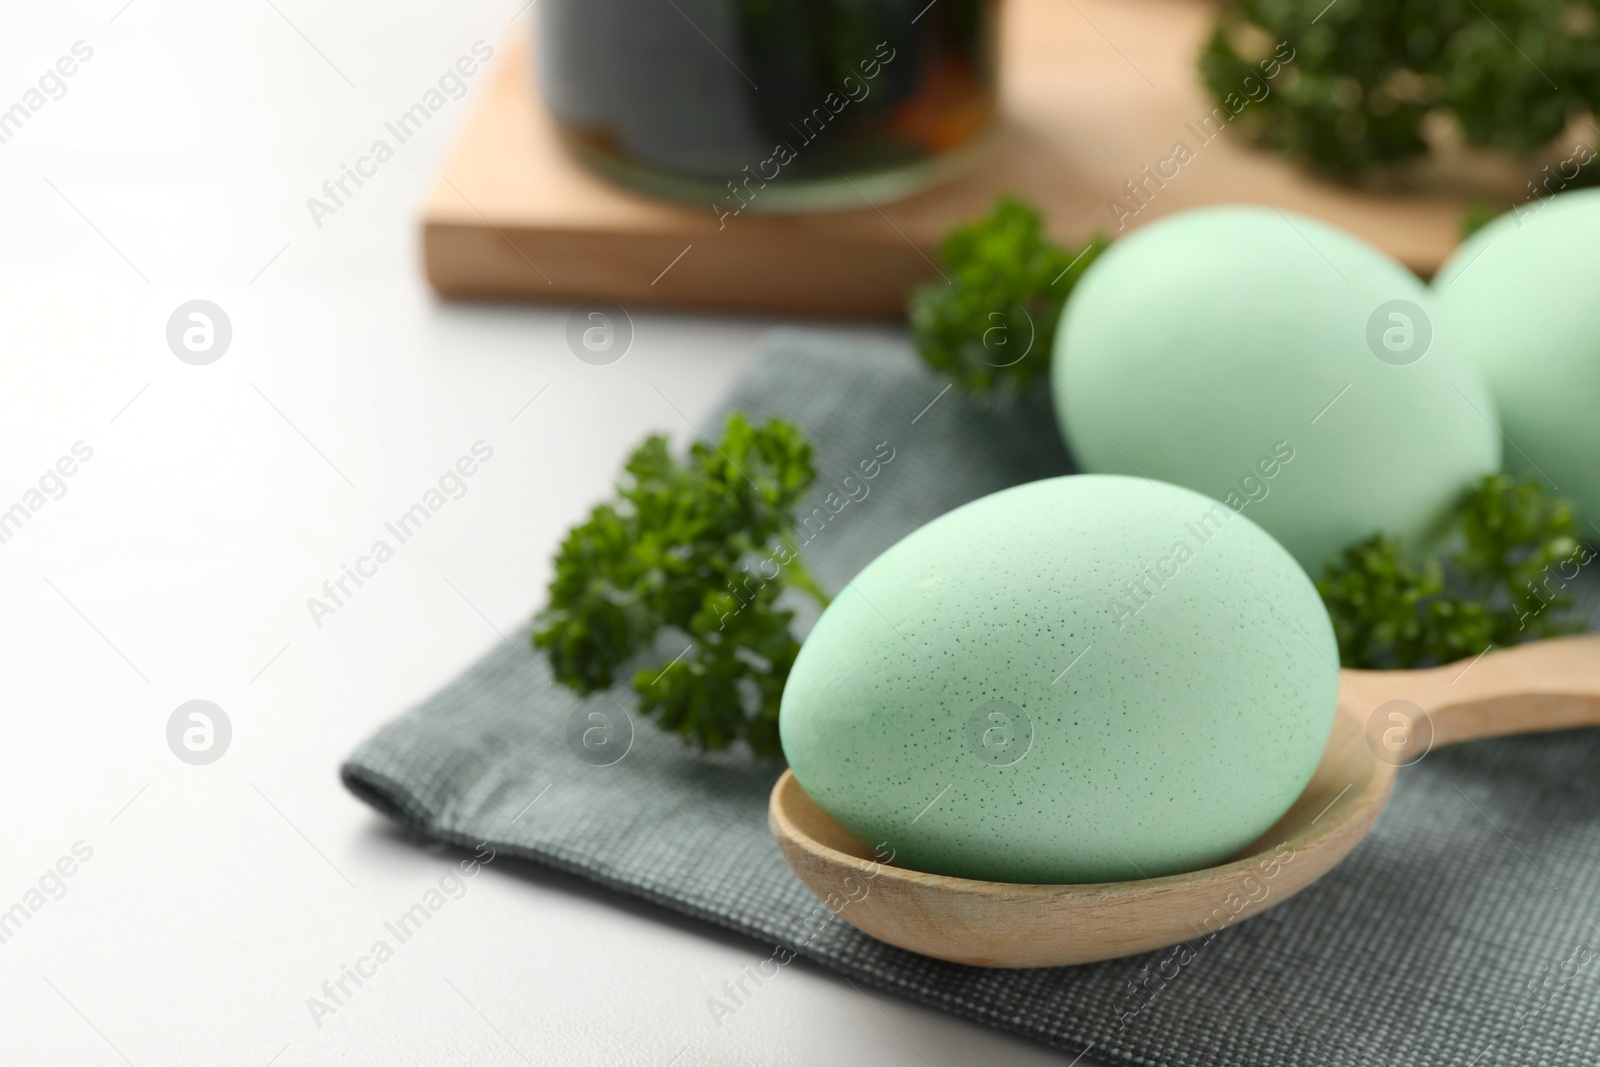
[{"xmin": 1341, "ymin": 634, "xmax": 1600, "ymax": 749}]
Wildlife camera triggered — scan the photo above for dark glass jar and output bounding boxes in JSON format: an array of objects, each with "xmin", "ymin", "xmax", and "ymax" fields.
[{"xmin": 537, "ymin": 0, "xmax": 999, "ymax": 213}]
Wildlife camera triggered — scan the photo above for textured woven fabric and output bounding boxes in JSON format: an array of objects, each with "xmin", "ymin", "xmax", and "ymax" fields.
[{"xmin": 343, "ymin": 329, "xmax": 1600, "ymax": 1066}]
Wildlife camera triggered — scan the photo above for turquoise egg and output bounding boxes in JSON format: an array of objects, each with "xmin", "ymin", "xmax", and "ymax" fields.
[
  {"xmin": 778, "ymin": 474, "xmax": 1337, "ymax": 885},
  {"xmin": 1435, "ymin": 187, "xmax": 1600, "ymax": 525},
  {"xmin": 1052, "ymin": 206, "xmax": 1501, "ymax": 574}
]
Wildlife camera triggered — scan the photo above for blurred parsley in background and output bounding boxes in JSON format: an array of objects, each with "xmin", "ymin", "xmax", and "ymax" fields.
[{"xmin": 1203, "ymin": 0, "xmax": 1600, "ymax": 180}]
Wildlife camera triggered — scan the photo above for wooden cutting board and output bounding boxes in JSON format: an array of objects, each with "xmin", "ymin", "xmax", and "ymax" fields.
[{"xmin": 422, "ymin": 0, "xmax": 1534, "ymax": 315}]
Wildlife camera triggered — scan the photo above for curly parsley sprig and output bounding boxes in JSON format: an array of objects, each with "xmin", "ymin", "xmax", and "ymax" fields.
[
  {"xmin": 908, "ymin": 196, "xmax": 1108, "ymax": 393},
  {"xmin": 533, "ymin": 413, "xmax": 829, "ymax": 757},
  {"xmin": 1318, "ymin": 474, "xmax": 1588, "ymax": 668},
  {"xmin": 1202, "ymin": 0, "xmax": 1600, "ymax": 181}
]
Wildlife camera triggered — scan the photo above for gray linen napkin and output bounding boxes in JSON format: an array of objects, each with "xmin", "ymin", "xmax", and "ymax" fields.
[{"xmin": 343, "ymin": 329, "xmax": 1600, "ymax": 1066}]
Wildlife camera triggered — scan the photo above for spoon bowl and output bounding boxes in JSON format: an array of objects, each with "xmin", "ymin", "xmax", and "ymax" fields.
[{"xmin": 769, "ymin": 635, "xmax": 1600, "ymax": 968}]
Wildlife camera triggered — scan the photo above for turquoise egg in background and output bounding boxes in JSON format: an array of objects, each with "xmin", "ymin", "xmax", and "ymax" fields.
[
  {"xmin": 778, "ymin": 474, "xmax": 1337, "ymax": 885},
  {"xmin": 1435, "ymin": 188, "xmax": 1600, "ymax": 527},
  {"xmin": 1051, "ymin": 206, "xmax": 1502, "ymax": 575}
]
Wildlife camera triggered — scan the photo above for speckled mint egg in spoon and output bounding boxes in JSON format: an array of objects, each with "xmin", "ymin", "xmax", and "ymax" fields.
[{"xmin": 779, "ymin": 474, "xmax": 1338, "ymax": 885}]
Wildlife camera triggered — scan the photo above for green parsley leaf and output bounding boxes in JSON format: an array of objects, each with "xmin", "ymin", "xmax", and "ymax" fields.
[
  {"xmin": 1318, "ymin": 474, "xmax": 1589, "ymax": 668},
  {"xmin": 533, "ymin": 413, "xmax": 828, "ymax": 757},
  {"xmin": 1202, "ymin": 0, "xmax": 1600, "ymax": 181},
  {"xmin": 909, "ymin": 195, "xmax": 1108, "ymax": 393}
]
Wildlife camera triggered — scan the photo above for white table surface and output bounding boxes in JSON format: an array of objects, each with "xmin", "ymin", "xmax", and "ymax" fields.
[{"xmin": 0, "ymin": 2, "xmax": 1073, "ymax": 1063}]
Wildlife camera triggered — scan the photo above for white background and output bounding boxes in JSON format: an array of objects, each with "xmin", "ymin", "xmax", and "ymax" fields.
[{"xmin": 0, "ymin": 1, "xmax": 1070, "ymax": 1063}]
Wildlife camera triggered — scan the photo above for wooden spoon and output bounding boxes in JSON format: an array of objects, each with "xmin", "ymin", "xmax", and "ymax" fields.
[{"xmin": 768, "ymin": 634, "xmax": 1600, "ymax": 968}]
